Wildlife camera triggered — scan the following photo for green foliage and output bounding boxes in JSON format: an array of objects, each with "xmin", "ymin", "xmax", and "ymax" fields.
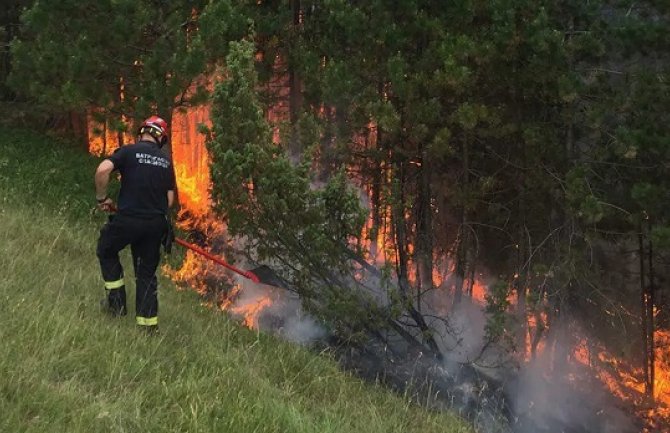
[
  {"xmin": 207, "ymin": 40, "xmax": 373, "ymax": 334},
  {"xmin": 652, "ymin": 225, "xmax": 670, "ymax": 250},
  {"xmin": 566, "ymin": 166, "xmax": 605, "ymax": 224},
  {"xmin": 9, "ymin": 0, "xmax": 245, "ymax": 124},
  {"xmin": 202, "ymin": 0, "xmax": 670, "ymax": 367},
  {"xmin": 0, "ymin": 0, "xmax": 29, "ymax": 100},
  {"xmin": 571, "ymin": 4, "xmax": 670, "ymax": 274},
  {"xmin": 204, "ymin": 0, "xmax": 670, "ymax": 362},
  {"xmin": 484, "ymin": 281, "xmax": 515, "ymax": 350},
  {"xmin": 0, "ymin": 128, "xmax": 101, "ymax": 220}
]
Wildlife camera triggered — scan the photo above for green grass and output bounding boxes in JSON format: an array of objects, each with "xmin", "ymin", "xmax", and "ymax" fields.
[{"xmin": 0, "ymin": 127, "xmax": 471, "ymax": 433}]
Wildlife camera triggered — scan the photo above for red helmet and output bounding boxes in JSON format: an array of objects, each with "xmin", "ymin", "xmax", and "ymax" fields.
[{"xmin": 138, "ymin": 116, "xmax": 169, "ymax": 147}]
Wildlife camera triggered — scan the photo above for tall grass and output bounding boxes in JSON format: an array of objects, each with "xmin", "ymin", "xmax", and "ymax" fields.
[{"xmin": 0, "ymin": 127, "xmax": 471, "ymax": 433}]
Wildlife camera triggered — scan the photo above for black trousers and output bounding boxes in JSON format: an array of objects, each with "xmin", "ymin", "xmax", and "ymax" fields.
[{"xmin": 96, "ymin": 214, "xmax": 167, "ymax": 326}]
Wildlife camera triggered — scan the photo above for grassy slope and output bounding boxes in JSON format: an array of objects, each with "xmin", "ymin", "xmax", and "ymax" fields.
[{"xmin": 0, "ymin": 128, "xmax": 470, "ymax": 433}]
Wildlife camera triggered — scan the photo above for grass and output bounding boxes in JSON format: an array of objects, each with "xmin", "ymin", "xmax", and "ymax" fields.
[{"xmin": 0, "ymin": 127, "xmax": 471, "ymax": 433}]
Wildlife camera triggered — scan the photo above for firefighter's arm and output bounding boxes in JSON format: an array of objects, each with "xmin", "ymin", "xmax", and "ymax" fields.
[
  {"xmin": 95, "ymin": 159, "xmax": 115, "ymax": 211},
  {"xmin": 167, "ymin": 190, "xmax": 175, "ymax": 208}
]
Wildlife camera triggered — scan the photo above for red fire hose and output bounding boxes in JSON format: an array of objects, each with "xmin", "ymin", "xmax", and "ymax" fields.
[{"xmin": 173, "ymin": 238, "xmax": 260, "ymax": 283}]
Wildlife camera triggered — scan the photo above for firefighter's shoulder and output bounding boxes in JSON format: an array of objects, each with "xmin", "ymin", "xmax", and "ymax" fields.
[{"xmin": 112, "ymin": 143, "xmax": 137, "ymax": 154}]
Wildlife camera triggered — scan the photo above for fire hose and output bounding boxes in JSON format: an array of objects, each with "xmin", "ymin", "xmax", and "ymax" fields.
[{"xmin": 173, "ymin": 238, "xmax": 260, "ymax": 283}]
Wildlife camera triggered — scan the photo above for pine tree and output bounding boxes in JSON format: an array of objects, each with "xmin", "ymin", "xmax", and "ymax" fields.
[
  {"xmin": 9, "ymin": 0, "xmax": 241, "ymax": 139},
  {"xmin": 0, "ymin": 0, "xmax": 28, "ymax": 101}
]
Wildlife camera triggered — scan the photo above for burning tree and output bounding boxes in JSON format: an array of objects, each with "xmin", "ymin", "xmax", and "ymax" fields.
[
  {"xmin": 205, "ymin": 2, "xmax": 670, "ymax": 429},
  {"xmin": 207, "ymin": 39, "xmax": 443, "ymax": 356}
]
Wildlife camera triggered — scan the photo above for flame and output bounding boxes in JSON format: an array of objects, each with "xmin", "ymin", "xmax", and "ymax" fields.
[
  {"xmin": 88, "ymin": 75, "xmax": 213, "ymax": 216},
  {"xmin": 87, "ymin": 105, "xmax": 212, "ymax": 218},
  {"xmin": 168, "ymin": 250, "xmax": 208, "ymax": 295},
  {"xmin": 171, "ymin": 102, "xmax": 211, "ymax": 216},
  {"xmin": 554, "ymin": 328, "xmax": 670, "ymax": 430},
  {"xmin": 223, "ymin": 284, "xmax": 274, "ymax": 329},
  {"xmin": 87, "ymin": 110, "xmax": 133, "ymax": 156},
  {"xmin": 360, "ymin": 196, "xmax": 395, "ymax": 266},
  {"xmin": 471, "ymin": 279, "xmax": 487, "ymax": 304},
  {"xmin": 167, "ymin": 248, "xmax": 276, "ymax": 330},
  {"xmin": 266, "ymin": 53, "xmax": 290, "ymax": 144},
  {"xmin": 234, "ymin": 296, "xmax": 273, "ymax": 328}
]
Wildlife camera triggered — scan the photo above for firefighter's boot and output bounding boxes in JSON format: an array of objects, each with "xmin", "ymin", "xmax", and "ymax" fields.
[{"xmin": 101, "ymin": 287, "xmax": 127, "ymax": 317}]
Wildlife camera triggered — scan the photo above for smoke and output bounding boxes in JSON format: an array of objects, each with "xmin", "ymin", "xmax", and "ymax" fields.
[
  {"xmin": 232, "ymin": 276, "xmax": 327, "ymax": 345},
  {"xmin": 415, "ymin": 276, "xmax": 641, "ymax": 433},
  {"xmin": 434, "ymin": 295, "xmax": 489, "ymax": 363},
  {"xmin": 279, "ymin": 314, "xmax": 328, "ymax": 345},
  {"xmin": 509, "ymin": 324, "xmax": 639, "ymax": 433}
]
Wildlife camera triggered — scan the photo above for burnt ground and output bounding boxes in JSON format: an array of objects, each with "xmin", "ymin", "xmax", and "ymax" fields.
[{"xmin": 324, "ymin": 331, "xmax": 643, "ymax": 433}]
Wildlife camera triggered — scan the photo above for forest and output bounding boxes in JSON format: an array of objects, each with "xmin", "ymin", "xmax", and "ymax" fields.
[{"xmin": 1, "ymin": 1, "xmax": 669, "ymax": 431}]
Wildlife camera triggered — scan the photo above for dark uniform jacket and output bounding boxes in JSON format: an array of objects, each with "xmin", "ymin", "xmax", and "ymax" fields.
[{"xmin": 108, "ymin": 140, "xmax": 176, "ymax": 218}]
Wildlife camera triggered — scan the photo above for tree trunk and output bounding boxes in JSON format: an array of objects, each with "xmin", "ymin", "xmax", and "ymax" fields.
[
  {"xmin": 68, "ymin": 110, "xmax": 89, "ymax": 151},
  {"xmin": 648, "ymin": 234, "xmax": 655, "ymax": 399},
  {"xmin": 390, "ymin": 146, "xmax": 441, "ymax": 359},
  {"xmin": 453, "ymin": 234, "xmax": 466, "ymax": 306},
  {"xmin": 289, "ymin": 0, "xmax": 302, "ymax": 127},
  {"xmin": 640, "ymin": 223, "xmax": 656, "ymax": 399},
  {"xmin": 369, "ymin": 124, "xmax": 383, "ymax": 259},
  {"xmin": 415, "ymin": 142, "xmax": 433, "ymax": 311},
  {"xmin": 639, "ymin": 225, "xmax": 655, "ymax": 399},
  {"xmin": 369, "ymin": 82, "xmax": 387, "ymax": 260},
  {"xmin": 453, "ymin": 132, "xmax": 470, "ymax": 307},
  {"xmin": 160, "ymin": 109, "xmax": 174, "ymax": 156}
]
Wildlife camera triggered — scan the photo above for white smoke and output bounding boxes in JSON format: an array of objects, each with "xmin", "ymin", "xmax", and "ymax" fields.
[
  {"xmin": 510, "ymin": 332, "xmax": 639, "ymax": 433},
  {"xmin": 232, "ymin": 276, "xmax": 327, "ymax": 345}
]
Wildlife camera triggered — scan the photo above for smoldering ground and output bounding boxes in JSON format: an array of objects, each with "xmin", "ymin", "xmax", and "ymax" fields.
[{"xmin": 227, "ymin": 271, "xmax": 641, "ymax": 433}]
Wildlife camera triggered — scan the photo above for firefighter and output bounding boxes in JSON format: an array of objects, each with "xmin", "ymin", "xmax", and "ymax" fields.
[{"xmin": 94, "ymin": 116, "xmax": 176, "ymax": 332}]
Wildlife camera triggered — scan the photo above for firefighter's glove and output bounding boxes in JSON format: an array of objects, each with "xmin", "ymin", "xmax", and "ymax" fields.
[{"xmin": 162, "ymin": 219, "xmax": 175, "ymax": 254}]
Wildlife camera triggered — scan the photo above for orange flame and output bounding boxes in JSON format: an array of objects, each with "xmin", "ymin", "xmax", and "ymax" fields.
[
  {"xmin": 223, "ymin": 284, "xmax": 274, "ymax": 329},
  {"xmin": 171, "ymin": 102, "xmax": 211, "ymax": 216},
  {"xmin": 87, "ymin": 110, "xmax": 132, "ymax": 156}
]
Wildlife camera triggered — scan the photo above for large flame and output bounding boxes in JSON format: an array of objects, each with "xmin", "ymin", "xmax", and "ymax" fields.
[
  {"xmin": 171, "ymin": 104, "xmax": 211, "ymax": 216},
  {"xmin": 565, "ymin": 330, "xmax": 670, "ymax": 430}
]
